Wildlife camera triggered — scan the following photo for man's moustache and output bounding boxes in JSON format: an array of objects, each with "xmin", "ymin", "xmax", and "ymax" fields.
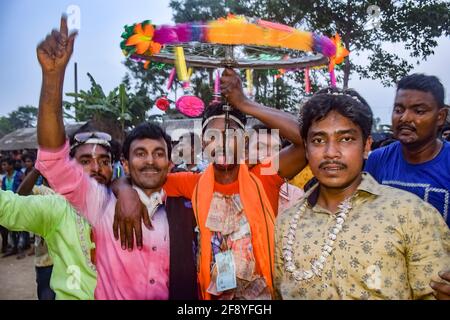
[{"xmin": 319, "ymin": 160, "xmax": 347, "ymax": 170}]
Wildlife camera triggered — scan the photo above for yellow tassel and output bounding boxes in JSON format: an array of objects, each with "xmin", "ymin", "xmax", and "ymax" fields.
[
  {"xmin": 246, "ymin": 69, "xmax": 253, "ymax": 95},
  {"xmin": 174, "ymin": 46, "xmax": 188, "ymax": 82},
  {"xmin": 187, "ymin": 67, "xmax": 193, "ymax": 80}
]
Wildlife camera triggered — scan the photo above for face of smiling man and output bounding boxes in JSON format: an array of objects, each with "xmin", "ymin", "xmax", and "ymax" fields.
[{"xmin": 124, "ymin": 138, "xmax": 170, "ymax": 196}]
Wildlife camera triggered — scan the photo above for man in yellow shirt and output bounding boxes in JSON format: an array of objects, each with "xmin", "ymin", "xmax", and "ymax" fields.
[{"xmin": 275, "ymin": 87, "xmax": 450, "ymax": 299}]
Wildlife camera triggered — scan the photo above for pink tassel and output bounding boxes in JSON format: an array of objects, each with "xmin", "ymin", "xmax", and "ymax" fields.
[
  {"xmin": 329, "ymin": 68, "xmax": 337, "ymax": 87},
  {"xmin": 305, "ymin": 68, "xmax": 311, "ymax": 94},
  {"xmin": 212, "ymin": 70, "xmax": 221, "ymax": 102},
  {"xmin": 214, "ymin": 70, "xmax": 220, "ymax": 95},
  {"xmin": 166, "ymin": 68, "xmax": 176, "ymax": 90}
]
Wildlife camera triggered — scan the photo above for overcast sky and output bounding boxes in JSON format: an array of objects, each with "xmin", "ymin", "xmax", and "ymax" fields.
[{"xmin": 1, "ymin": 0, "xmax": 449, "ymax": 125}]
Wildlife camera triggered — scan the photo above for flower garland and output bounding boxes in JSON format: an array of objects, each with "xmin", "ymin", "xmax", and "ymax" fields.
[{"xmin": 282, "ymin": 197, "xmax": 353, "ymax": 282}]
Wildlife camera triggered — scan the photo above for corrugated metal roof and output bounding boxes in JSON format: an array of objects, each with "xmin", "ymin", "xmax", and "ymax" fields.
[{"xmin": 0, "ymin": 122, "xmax": 86, "ymax": 151}]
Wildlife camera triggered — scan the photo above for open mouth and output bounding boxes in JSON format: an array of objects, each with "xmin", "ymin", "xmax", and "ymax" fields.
[{"xmin": 140, "ymin": 168, "xmax": 160, "ymax": 175}]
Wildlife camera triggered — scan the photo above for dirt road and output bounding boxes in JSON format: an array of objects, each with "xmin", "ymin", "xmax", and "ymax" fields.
[{"xmin": 0, "ymin": 253, "xmax": 37, "ymax": 300}]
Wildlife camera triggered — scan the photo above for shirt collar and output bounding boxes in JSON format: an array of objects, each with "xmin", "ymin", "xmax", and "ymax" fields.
[
  {"xmin": 306, "ymin": 172, "xmax": 382, "ymax": 207},
  {"xmin": 132, "ymin": 186, "xmax": 166, "ymax": 220}
]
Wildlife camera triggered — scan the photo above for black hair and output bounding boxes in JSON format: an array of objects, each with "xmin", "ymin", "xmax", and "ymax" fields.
[
  {"xmin": 1, "ymin": 157, "xmax": 14, "ymax": 166},
  {"xmin": 299, "ymin": 87, "xmax": 373, "ymax": 143},
  {"xmin": 109, "ymin": 139, "xmax": 122, "ymax": 163},
  {"xmin": 441, "ymin": 124, "xmax": 450, "ymax": 133},
  {"xmin": 252, "ymin": 124, "xmax": 271, "ymax": 132},
  {"xmin": 397, "ymin": 73, "xmax": 445, "ymax": 108},
  {"xmin": 22, "ymin": 153, "xmax": 36, "ymax": 162},
  {"xmin": 14, "ymin": 159, "xmax": 23, "ymax": 170},
  {"xmin": 122, "ymin": 122, "xmax": 172, "ymax": 160},
  {"xmin": 202, "ymin": 101, "xmax": 247, "ymax": 132}
]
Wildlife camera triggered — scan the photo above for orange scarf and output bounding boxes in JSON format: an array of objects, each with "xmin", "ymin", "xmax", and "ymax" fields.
[{"xmin": 192, "ymin": 164, "xmax": 275, "ymax": 300}]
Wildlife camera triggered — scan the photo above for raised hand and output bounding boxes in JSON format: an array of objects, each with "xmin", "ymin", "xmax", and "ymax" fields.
[
  {"xmin": 36, "ymin": 15, "xmax": 77, "ymax": 74},
  {"xmin": 220, "ymin": 68, "xmax": 249, "ymax": 109}
]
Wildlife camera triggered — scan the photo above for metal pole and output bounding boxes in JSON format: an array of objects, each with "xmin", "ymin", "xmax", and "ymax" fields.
[
  {"xmin": 223, "ymin": 45, "xmax": 235, "ymax": 67},
  {"xmin": 222, "ymin": 46, "xmax": 234, "ymax": 167},
  {"xmin": 74, "ymin": 62, "xmax": 79, "ymax": 119}
]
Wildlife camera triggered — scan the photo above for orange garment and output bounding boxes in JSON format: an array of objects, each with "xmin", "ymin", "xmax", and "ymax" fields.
[
  {"xmin": 164, "ymin": 162, "xmax": 283, "ymax": 215},
  {"xmin": 163, "ymin": 162, "xmax": 283, "ymax": 300}
]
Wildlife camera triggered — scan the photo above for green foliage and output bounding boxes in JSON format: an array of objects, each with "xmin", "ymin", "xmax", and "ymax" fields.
[
  {"xmin": 64, "ymin": 73, "xmax": 151, "ymax": 134},
  {"xmin": 0, "ymin": 105, "xmax": 38, "ymax": 137}
]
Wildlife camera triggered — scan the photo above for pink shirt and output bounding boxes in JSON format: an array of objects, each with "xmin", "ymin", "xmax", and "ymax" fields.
[{"xmin": 36, "ymin": 140, "xmax": 170, "ymax": 300}]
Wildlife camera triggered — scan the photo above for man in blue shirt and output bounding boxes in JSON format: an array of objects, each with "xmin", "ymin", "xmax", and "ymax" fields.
[
  {"xmin": 1, "ymin": 157, "xmax": 25, "ymax": 257},
  {"xmin": 365, "ymin": 74, "xmax": 449, "ymax": 227}
]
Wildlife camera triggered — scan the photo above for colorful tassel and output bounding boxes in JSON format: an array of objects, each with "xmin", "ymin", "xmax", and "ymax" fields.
[
  {"xmin": 246, "ymin": 69, "xmax": 253, "ymax": 96},
  {"xmin": 174, "ymin": 46, "xmax": 188, "ymax": 81},
  {"xmin": 329, "ymin": 68, "xmax": 337, "ymax": 88},
  {"xmin": 166, "ymin": 68, "xmax": 176, "ymax": 90},
  {"xmin": 213, "ymin": 70, "xmax": 221, "ymax": 102},
  {"xmin": 187, "ymin": 67, "xmax": 193, "ymax": 80},
  {"xmin": 305, "ymin": 68, "xmax": 311, "ymax": 94}
]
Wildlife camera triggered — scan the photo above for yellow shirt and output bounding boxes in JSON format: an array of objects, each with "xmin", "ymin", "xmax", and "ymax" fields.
[
  {"xmin": 290, "ymin": 166, "xmax": 314, "ymax": 189},
  {"xmin": 275, "ymin": 173, "xmax": 450, "ymax": 300}
]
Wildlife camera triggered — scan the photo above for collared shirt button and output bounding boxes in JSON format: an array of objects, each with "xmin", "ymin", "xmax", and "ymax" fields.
[
  {"xmin": 152, "ymin": 246, "xmax": 157, "ymax": 251},
  {"xmin": 149, "ymin": 279, "xmax": 155, "ymax": 284}
]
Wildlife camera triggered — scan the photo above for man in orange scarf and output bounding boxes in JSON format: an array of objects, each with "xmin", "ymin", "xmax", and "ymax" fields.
[{"xmin": 114, "ymin": 68, "xmax": 307, "ymax": 299}]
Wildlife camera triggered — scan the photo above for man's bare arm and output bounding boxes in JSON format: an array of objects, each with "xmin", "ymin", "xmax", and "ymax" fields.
[{"xmin": 37, "ymin": 15, "xmax": 77, "ymax": 149}]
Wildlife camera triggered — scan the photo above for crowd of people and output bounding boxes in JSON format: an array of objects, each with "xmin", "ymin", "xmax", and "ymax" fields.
[
  {"xmin": 0, "ymin": 152, "xmax": 38, "ymax": 258},
  {"xmin": 0, "ymin": 15, "xmax": 449, "ymax": 300}
]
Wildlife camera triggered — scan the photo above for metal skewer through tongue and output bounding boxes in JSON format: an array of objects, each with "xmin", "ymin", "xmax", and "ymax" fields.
[{"xmin": 223, "ymin": 46, "xmax": 235, "ymax": 168}]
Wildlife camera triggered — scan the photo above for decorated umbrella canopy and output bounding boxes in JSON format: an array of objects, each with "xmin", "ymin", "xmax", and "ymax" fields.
[
  {"xmin": 121, "ymin": 14, "xmax": 337, "ymax": 70},
  {"xmin": 120, "ymin": 14, "xmax": 348, "ymax": 121}
]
